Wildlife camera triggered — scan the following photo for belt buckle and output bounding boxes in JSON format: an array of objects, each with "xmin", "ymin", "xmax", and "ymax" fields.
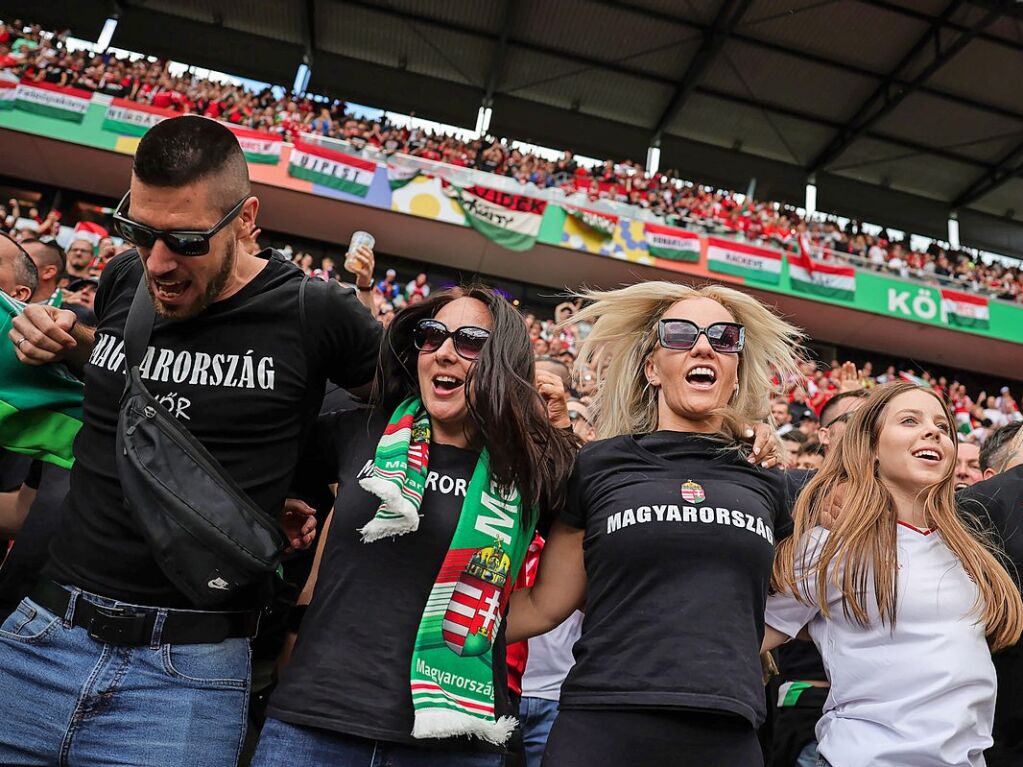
[{"xmin": 87, "ymin": 606, "xmax": 150, "ymax": 645}]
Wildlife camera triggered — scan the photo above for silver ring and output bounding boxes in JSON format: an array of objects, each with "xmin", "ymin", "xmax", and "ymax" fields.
[{"xmin": 16, "ymin": 336, "xmax": 27, "ymax": 349}]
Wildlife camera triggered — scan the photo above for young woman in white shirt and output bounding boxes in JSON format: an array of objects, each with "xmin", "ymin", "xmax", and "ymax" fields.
[{"xmin": 764, "ymin": 382, "xmax": 1023, "ymax": 767}]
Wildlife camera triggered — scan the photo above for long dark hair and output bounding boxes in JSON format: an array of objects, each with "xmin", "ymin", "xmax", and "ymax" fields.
[{"xmin": 373, "ymin": 285, "xmax": 577, "ymax": 521}]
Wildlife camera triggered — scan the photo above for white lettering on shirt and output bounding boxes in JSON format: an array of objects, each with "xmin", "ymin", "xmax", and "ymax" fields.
[{"xmin": 605, "ymin": 503, "xmax": 774, "ymax": 544}]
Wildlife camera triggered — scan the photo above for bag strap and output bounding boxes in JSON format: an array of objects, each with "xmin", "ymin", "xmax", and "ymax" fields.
[{"xmin": 124, "ymin": 275, "xmax": 156, "ymax": 371}]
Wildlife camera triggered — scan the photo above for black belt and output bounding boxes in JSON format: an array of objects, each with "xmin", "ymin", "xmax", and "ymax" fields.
[{"xmin": 30, "ymin": 581, "xmax": 260, "ymax": 646}]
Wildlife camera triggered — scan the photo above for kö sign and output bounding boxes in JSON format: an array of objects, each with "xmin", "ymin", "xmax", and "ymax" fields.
[{"xmin": 887, "ymin": 287, "xmax": 940, "ymax": 322}]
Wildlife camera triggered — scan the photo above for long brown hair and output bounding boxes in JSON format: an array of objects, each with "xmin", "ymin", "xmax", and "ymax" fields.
[{"xmin": 773, "ymin": 382, "xmax": 1023, "ymax": 651}]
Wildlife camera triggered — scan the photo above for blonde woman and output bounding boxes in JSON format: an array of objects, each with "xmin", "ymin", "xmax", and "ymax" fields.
[
  {"xmin": 506, "ymin": 282, "xmax": 805, "ymax": 767},
  {"xmin": 764, "ymin": 382, "xmax": 1023, "ymax": 767}
]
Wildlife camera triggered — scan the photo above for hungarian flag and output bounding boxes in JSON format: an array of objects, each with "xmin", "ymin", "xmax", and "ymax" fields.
[
  {"xmin": 15, "ymin": 80, "xmax": 91, "ymax": 122},
  {"xmin": 564, "ymin": 205, "xmax": 618, "ymax": 240},
  {"xmin": 0, "ymin": 77, "xmax": 17, "ymax": 110},
  {"xmin": 102, "ymin": 98, "xmax": 171, "ymax": 136},
  {"xmin": 226, "ymin": 124, "xmax": 284, "ymax": 164},
  {"xmin": 73, "ymin": 221, "xmax": 109, "ymax": 249},
  {"xmin": 899, "ymin": 372, "xmax": 932, "ymax": 388},
  {"xmin": 0, "ymin": 292, "xmax": 84, "ymax": 469},
  {"xmin": 644, "ymin": 222, "xmax": 700, "ymax": 262},
  {"xmin": 941, "ymin": 288, "xmax": 989, "ymax": 330},
  {"xmin": 706, "ymin": 237, "xmax": 782, "ymax": 284},
  {"xmin": 387, "ymin": 163, "xmax": 422, "ymax": 190},
  {"xmin": 288, "ymin": 140, "xmax": 376, "ymax": 196},
  {"xmin": 446, "ymin": 184, "xmax": 547, "ymax": 252},
  {"xmin": 789, "ymin": 233, "xmax": 856, "ymax": 301}
]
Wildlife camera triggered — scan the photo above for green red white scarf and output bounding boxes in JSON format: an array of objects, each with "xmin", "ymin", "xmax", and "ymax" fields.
[{"xmin": 360, "ymin": 398, "xmax": 535, "ymax": 743}]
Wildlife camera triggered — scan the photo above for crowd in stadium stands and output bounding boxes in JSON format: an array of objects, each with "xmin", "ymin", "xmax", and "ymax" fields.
[{"xmin": 2, "ymin": 19, "xmax": 1022, "ymax": 303}]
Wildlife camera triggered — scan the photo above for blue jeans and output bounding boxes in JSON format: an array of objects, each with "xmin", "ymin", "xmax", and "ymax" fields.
[
  {"xmin": 252, "ymin": 717, "xmax": 505, "ymax": 767},
  {"xmin": 0, "ymin": 593, "xmax": 251, "ymax": 766},
  {"xmin": 519, "ymin": 697, "xmax": 559, "ymax": 767}
]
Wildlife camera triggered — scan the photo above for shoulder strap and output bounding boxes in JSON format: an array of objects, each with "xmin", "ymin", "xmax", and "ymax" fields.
[{"xmin": 124, "ymin": 276, "xmax": 156, "ymax": 370}]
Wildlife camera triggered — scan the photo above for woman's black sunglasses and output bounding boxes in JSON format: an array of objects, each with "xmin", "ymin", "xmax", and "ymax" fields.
[
  {"xmin": 413, "ymin": 319, "xmax": 491, "ymax": 361},
  {"xmin": 111, "ymin": 191, "xmax": 247, "ymax": 257},
  {"xmin": 658, "ymin": 319, "xmax": 745, "ymax": 354}
]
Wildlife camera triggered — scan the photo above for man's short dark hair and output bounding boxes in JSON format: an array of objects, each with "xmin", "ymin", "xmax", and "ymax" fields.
[
  {"xmin": 797, "ymin": 442, "xmax": 825, "ymax": 457},
  {"xmin": 133, "ymin": 115, "xmax": 250, "ymax": 212},
  {"xmin": 981, "ymin": 422, "xmax": 1023, "ymax": 472},
  {"xmin": 1, "ymin": 233, "xmax": 39, "ymax": 294},
  {"xmin": 820, "ymin": 389, "xmax": 869, "ymax": 428},
  {"xmin": 21, "ymin": 237, "xmax": 66, "ymax": 273},
  {"xmin": 780, "ymin": 430, "xmax": 808, "ymax": 445},
  {"xmin": 535, "ymin": 356, "xmax": 573, "ymax": 393}
]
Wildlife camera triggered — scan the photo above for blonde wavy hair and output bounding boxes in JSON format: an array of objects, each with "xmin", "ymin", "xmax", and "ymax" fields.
[
  {"xmin": 772, "ymin": 382, "xmax": 1023, "ymax": 651},
  {"xmin": 566, "ymin": 281, "xmax": 806, "ymax": 442}
]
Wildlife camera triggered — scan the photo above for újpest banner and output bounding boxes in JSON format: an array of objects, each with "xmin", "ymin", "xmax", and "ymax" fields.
[
  {"xmin": 102, "ymin": 98, "xmax": 171, "ymax": 136},
  {"xmin": 288, "ymin": 140, "xmax": 376, "ymax": 196},
  {"xmin": 644, "ymin": 222, "xmax": 700, "ymax": 262},
  {"xmin": 706, "ymin": 237, "xmax": 783, "ymax": 284},
  {"xmin": 940, "ymin": 288, "xmax": 990, "ymax": 330},
  {"xmin": 446, "ymin": 184, "xmax": 547, "ymax": 252},
  {"xmin": 226, "ymin": 124, "xmax": 283, "ymax": 164},
  {"xmin": 14, "ymin": 80, "xmax": 91, "ymax": 122}
]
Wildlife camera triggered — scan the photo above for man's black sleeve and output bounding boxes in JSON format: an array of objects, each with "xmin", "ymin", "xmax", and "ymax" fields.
[
  {"xmin": 305, "ymin": 279, "xmax": 382, "ymax": 389},
  {"xmin": 958, "ymin": 465, "xmax": 1023, "ymax": 575}
]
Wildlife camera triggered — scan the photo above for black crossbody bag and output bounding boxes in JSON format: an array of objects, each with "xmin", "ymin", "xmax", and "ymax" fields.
[{"xmin": 115, "ymin": 276, "xmax": 289, "ymax": 608}]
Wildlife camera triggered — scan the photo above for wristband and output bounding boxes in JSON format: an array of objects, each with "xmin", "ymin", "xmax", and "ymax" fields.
[{"xmin": 356, "ymin": 283, "xmax": 374, "ymax": 292}]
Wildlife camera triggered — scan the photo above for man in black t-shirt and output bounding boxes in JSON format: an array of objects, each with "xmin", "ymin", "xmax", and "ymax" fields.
[{"xmin": 0, "ymin": 116, "xmax": 381, "ymax": 766}]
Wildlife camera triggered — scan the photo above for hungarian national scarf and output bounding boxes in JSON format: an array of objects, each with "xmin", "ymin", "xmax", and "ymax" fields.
[
  {"xmin": 0, "ymin": 290, "xmax": 84, "ymax": 468},
  {"xmin": 359, "ymin": 398, "xmax": 535, "ymax": 744}
]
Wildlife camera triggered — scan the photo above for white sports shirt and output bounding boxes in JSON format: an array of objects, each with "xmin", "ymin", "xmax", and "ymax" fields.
[{"xmin": 766, "ymin": 524, "xmax": 996, "ymax": 767}]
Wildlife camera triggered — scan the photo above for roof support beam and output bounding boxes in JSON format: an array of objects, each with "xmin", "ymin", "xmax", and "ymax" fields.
[
  {"xmin": 482, "ymin": 0, "xmax": 515, "ymax": 104},
  {"xmin": 650, "ymin": 0, "xmax": 752, "ymax": 143},
  {"xmin": 951, "ymin": 138, "xmax": 1023, "ymax": 208},
  {"xmin": 302, "ymin": 0, "xmax": 316, "ymax": 66},
  {"xmin": 806, "ymin": 0, "xmax": 1000, "ymax": 174}
]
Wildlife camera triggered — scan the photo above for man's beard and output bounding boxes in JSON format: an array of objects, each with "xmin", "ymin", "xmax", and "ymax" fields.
[{"xmin": 147, "ymin": 239, "xmax": 237, "ymax": 320}]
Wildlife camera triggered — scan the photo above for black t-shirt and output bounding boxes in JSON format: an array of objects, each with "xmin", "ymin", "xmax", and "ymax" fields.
[
  {"xmin": 268, "ymin": 409, "xmax": 510, "ymax": 751},
  {"xmin": 44, "ymin": 250, "xmax": 382, "ymax": 607},
  {"xmin": 557, "ymin": 431, "xmax": 791, "ymax": 726}
]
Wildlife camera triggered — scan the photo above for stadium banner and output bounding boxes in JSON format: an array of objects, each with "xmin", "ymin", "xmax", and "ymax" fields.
[
  {"xmin": 644, "ymin": 222, "xmax": 700, "ymax": 262},
  {"xmin": 102, "ymin": 98, "xmax": 170, "ymax": 136},
  {"xmin": 563, "ymin": 205, "xmax": 618, "ymax": 240},
  {"xmin": 387, "ymin": 163, "xmax": 422, "ymax": 190},
  {"xmin": 0, "ymin": 78, "xmax": 16, "ymax": 110},
  {"xmin": 391, "ymin": 173, "xmax": 467, "ymax": 224},
  {"xmin": 706, "ymin": 237, "xmax": 782, "ymax": 283},
  {"xmin": 940, "ymin": 288, "xmax": 989, "ymax": 330},
  {"xmin": 445, "ymin": 183, "xmax": 547, "ymax": 252},
  {"xmin": 226, "ymin": 124, "xmax": 283, "ymax": 164},
  {"xmin": 14, "ymin": 80, "xmax": 90, "ymax": 123},
  {"xmin": 789, "ymin": 241, "xmax": 856, "ymax": 301},
  {"xmin": 288, "ymin": 140, "xmax": 376, "ymax": 196}
]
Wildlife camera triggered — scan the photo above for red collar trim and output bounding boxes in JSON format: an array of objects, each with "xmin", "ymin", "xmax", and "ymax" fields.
[{"xmin": 897, "ymin": 520, "xmax": 933, "ymax": 536}]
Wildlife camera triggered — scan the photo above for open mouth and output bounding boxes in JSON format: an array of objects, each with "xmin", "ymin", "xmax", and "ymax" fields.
[
  {"xmin": 152, "ymin": 279, "xmax": 191, "ymax": 302},
  {"xmin": 432, "ymin": 374, "xmax": 464, "ymax": 395},
  {"xmin": 911, "ymin": 448, "xmax": 942, "ymax": 464},
  {"xmin": 685, "ymin": 366, "xmax": 717, "ymax": 389}
]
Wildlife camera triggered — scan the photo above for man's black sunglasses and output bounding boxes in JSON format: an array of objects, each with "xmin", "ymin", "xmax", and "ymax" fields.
[
  {"xmin": 413, "ymin": 319, "xmax": 491, "ymax": 361},
  {"xmin": 111, "ymin": 191, "xmax": 247, "ymax": 257},
  {"xmin": 658, "ymin": 319, "xmax": 745, "ymax": 354}
]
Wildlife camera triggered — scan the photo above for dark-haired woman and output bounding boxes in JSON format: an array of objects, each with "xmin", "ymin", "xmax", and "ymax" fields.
[{"xmin": 251, "ymin": 287, "xmax": 577, "ymax": 767}]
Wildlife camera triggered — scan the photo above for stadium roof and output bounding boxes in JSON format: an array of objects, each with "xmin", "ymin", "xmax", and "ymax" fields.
[{"xmin": 8, "ymin": 0, "xmax": 1023, "ymax": 257}]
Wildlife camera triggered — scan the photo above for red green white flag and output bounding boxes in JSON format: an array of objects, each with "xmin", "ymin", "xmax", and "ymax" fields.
[
  {"xmin": 644, "ymin": 222, "xmax": 700, "ymax": 262},
  {"xmin": 706, "ymin": 237, "xmax": 782, "ymax": 284},
  {"xmin": 940, "ymin": 288, "xmax": 989, "ymax": 330},
  {"xmin": 789, "ymin": 233, "xmax": 856, "ymax": 301},
  {"xmin": 102, "ymin": 98, "xmax": 170, "ymax": 136},
  {"xmin": 225, "ymin": 124, "xmax": 283, "ymax": 164},
  {"xmin": 446, "ymin": 184, "xmax": 547, "ymax": 252},
  {"xmin": 15, "ymin": 80, "xmax": 91, "ymax": 122},
  {"xmin": 0, "ymin": 77, "xmax": 17, "ymax": 110},
  {"xmin": 563, "ymin": 205, "xmax": 618, "ymax": 239},
  {"xmin": 288, "ymin": 140, "xmax": 376, "ymax": 196}
]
